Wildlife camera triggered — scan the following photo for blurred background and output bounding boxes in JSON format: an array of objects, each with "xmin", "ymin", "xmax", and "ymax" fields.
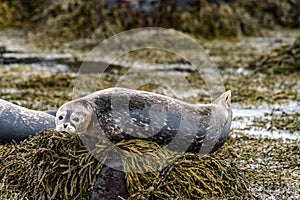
[{"xmin": 1, "ymin": 0, "xmax": 300, "ymax": 45}]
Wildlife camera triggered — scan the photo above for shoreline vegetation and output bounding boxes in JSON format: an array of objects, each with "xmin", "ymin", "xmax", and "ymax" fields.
[
  {"xmin": 1, "ymin": 0, "xmax": 300, "ymax": 47},
  {"xmin": 0, "ymin": 0, "xmax": 299, "ymax": 199}
]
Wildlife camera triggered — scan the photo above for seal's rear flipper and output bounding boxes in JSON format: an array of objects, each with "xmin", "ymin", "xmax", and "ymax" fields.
[{"xmin": 212, "ymin": 90, "xmax": 231, "ymax": 105}]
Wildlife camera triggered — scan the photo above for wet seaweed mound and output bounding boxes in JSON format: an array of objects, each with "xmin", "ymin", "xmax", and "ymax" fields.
[
  {"xmin": 0, "ymin": 130, "xmax": 252, "ymax": 199},
  {"xmin": 247, "ymin": 37, "xmax": 300, "ymax": 74},
  {"xmin": 236, "ymin": 0, "xmax": 300, "ymax": 28},
  {"xmin": 126, "ymin": 152, "xmax": 252, "ymax": 199},
  {"xmin": 0, "ymin": 130, "xmax": 103, "ymax": 199}
]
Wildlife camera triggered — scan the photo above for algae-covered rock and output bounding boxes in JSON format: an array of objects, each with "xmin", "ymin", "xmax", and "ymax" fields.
[
  {"xmin": 2, "ymin": 0, "xmax": 300, "ymax": 46},
  {"xmin": 2, "ymin": 0, "xmax": 299, "ymax": 46},
  {"xmin": 0, "ymin": 129, "xmax": 252, "ymax": 199},
  {"xmin": 126, "ymin": 151, "xmax": 252, "ymax": 199},
  {"xmin": 230, "ymin": 132, "xmax": 300, "ymax": 199},
  {"xmin": 236, "ymin": 0, "xmax": 300, "ymax": 28},
  {"xmin": 247, "ymin": 37, "xmax": 300, "ymax": 74},
  {"xmin": 252, "ymin": 112, "xmax": 300, "ymax": 134},
  {"xmin": 0, "ymin": 130, "xmax": 103, "ymax": 199},
  {"xmin": 0, "ymin": 65, "xmax": 75, "ymax": 110}
]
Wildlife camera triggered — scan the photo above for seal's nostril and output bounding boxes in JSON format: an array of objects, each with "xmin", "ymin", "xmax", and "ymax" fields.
[{"xmin": 63, "ymin": 123, "xmax": 68, "ymax": 128}]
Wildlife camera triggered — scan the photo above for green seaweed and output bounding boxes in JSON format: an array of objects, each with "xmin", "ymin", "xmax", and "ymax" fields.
[
  {"xmin": 252, "ymin": 112, "xmax": 300, "ymax": 134},
  {"xmin": 246, "ymin": 37, "xmax": 300, "ymax": 74},
  {"xmin": 0, "ymin": 130, "xmax": 103, "ymax": 199},
  {"xmin": 2, "ymin": 0, "xmax": 300, "ymax": 47},
  {"xmin": 0, "ymin": 130, "xmax": 253, "ymax": 199}
]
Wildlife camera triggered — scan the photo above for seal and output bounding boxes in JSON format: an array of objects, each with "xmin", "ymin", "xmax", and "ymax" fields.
[
  {"xmin": 43, "ymin": 110, "xmax": 57, "ymax": 117},
  {"xmin": 0, "ymin": 99, "xmax": 56, "ymax": 143},
  {"xmin": 56, "ymin": 87, "xmax": 232, "ymax": 154}
]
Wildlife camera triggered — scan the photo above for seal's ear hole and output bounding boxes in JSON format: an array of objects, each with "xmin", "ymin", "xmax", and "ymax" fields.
[{"xmin": 58, "ymin": 115, "xmax": 64, "ymax": 120}]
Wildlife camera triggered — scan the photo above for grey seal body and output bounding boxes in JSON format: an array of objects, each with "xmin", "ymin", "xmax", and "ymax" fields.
[
  {"xmin": 56, "ymin": 87, "xmax": 232, "ymax": 154},
  {"xmin": 0, "ymin": 99, "xmax": 56, "ymax": 143}
]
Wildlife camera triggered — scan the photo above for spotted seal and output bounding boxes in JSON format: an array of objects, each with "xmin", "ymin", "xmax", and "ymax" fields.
[
  {"xmin": 56, "ymin": 87, "xmax": 232, "ymax": 154},
  {"xmin": 0, "ymin": 99, "xmax": 56, "ymax": 143}
]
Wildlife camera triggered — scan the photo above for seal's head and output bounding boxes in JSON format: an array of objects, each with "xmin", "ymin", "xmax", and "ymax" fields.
[{"xmin": 55, "ymin": 100, "xmax": 93, "ymax": 134}]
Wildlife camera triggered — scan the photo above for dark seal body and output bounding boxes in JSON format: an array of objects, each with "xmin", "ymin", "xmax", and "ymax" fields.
[
  {"xmin": 0, "ymin": 99, "xmax": 56, "ymax": 143},
  {"xmin": 56, "ymin": 87, "xmax": 232, "ymax": 154}
]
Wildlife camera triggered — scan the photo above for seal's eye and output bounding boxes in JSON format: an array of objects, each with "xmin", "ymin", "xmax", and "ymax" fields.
[
  {"xmin": 58, "ymin": 115, "xmax": 63, "ymax": 120},
  {"xmin": 73, "ymin": 117, "xmax": 79, "ymax": 123}
]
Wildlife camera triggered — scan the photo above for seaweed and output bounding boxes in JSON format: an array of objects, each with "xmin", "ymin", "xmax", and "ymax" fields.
[
  {"xmin": 0, "ymin": 130, "xmax": 103, "ymax": 199},
  {"xmin": 0, "ymin": 130, "xmax": 253, "ymax": 199},
  {"xmin": 3, "ymin": 0, "xmax": 299, "ymax": 47},
  {"xmin": 247, "ymin": 37, "xmax": 300, "ymax": 74},
  {"xmin": 2, "ymin": 129, "xmax": 298, "ymax": 199}
]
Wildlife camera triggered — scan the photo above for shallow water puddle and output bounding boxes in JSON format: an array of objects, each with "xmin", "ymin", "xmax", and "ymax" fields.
[{"xmin": 232, "ymin": 101, "xmax": 300, "ymax": 140}]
